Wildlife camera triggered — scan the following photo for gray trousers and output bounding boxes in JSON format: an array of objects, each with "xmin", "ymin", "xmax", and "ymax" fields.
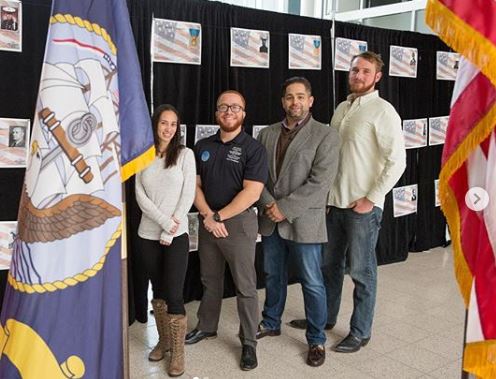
[{"xmin": 197, "ymin": 208, "xmax": 259, "ymax": 348}]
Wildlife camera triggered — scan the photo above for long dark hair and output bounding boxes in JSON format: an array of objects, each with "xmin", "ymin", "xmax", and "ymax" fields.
[{"xmin": 152, "ymin": 104, "xmax": 185, "ymax": 168}]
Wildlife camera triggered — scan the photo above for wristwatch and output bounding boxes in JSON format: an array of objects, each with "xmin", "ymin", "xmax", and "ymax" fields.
[{"xmin": 213, "ymin": 212, "xmax": 222, "ymax": 222}]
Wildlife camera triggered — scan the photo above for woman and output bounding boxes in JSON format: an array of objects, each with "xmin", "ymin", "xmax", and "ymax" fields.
[{"xmin": 136, "ymin": 104, "xmax": 195, "ymax": 377}]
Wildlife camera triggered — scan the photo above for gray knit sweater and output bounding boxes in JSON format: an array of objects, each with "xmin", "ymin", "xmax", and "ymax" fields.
[{"xmin": 135, "ymin": 148, "xmax": 196, "ymax": 244}]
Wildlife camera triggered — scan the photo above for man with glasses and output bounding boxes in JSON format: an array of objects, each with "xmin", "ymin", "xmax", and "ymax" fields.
[
  {"xmin": 186, "ymin": 90, "xmax": 268, "ymax": 371},
  {"xmin": 256, "ymin": 77, "xmax": 340, "ymax": 367}
]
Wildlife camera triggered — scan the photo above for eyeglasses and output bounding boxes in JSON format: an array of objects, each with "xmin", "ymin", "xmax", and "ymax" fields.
[{"xmin": 216, "ymin": 104, "xmax": 244, "ymax": 113}]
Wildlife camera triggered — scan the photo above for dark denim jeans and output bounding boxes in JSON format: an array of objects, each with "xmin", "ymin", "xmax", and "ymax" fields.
[
  {"xmin": 322, "ymin": 206, "xmax": 382, "ymax": 339},
  {"xmin": 261, "ymin": 227, "xmax": 327, "ymax": 345}
]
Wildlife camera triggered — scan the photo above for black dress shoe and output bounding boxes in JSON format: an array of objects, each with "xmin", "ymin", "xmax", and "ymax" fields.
[
  {"xmin": 288, "ymin": 319, "xmax": 335, "ymax": 330},
  {"xmin": 333, "ymin": 334, "xmax": 370, "ymax": 353},
  {"xmin": 240, "ymin": 345, "xmax": 258, "ymax": 371},
  {"xmin": 307, "ymin": 344, "xmax": 325, "ymax": 367},
  {"xmin": 255, "ymin": 323, "xmax": 281, "ymax": 339},
  {"xmin": 184, "ymin": 328, "xmax": 217, "ymax": 345}
]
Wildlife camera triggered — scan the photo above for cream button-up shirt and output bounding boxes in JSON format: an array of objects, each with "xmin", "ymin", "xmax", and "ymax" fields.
[{"xmin": 328, "ymin": 90, "xmax": 406, "ymax": 209}]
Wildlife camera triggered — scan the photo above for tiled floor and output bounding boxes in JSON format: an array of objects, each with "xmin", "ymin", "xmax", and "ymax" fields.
[{"xmin": 129, "ymin": 246, "xmax": 465, "ymax": 378}]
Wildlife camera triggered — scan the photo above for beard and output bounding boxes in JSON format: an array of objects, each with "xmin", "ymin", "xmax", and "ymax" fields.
[
  {"xmin": 217, "ymin": 115, "xmax": 244, "ymax": 133},
  {"xmin": 349, "ymin": 80, "xmax": 376, "ymax": 96}
]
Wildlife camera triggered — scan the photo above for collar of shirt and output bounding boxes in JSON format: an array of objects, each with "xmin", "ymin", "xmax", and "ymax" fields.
[
  {"xmin": 281, "ymin": 112, "xmax": 311, "ymax": 131},
  {"xmin": 213, "ymin": 128, "xmax": 247, "ymax": 145},
  {"xmin": 347, "ymin": 90, "xmax": 379, "ymax": 106}
]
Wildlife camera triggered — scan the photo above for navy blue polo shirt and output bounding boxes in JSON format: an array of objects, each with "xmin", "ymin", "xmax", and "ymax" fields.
[{"xmin": 194, "ymin": 129, "xmax": 268, "ymax": 210}]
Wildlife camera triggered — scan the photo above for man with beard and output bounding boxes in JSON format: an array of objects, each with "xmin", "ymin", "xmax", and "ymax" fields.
[
  {"xmin": 290, "ymin": 51, "xmax": 406, "ymax": 353},
  {"xmin": 255, "ymin": 77, "xmax": 340, "ymax": 367},
  {"xmin": 186, "ymin": 90, "xmax": 268, "ymax": 371}
]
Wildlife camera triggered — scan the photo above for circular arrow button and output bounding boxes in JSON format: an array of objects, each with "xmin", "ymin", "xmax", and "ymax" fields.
[{"xmin": 465, "ymin": 187, "xmax": 489, "ymax": 211}]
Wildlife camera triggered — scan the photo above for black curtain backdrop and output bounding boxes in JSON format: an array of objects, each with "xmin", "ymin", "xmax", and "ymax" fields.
[{"xmin": 0, "ymin": 0, "xmax": 454, "ymax": 321}]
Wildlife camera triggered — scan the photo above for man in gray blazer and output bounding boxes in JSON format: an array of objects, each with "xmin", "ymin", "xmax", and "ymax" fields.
[{"xmin": 256, "ymin": 77, "xmax": 340, "ymax": 367}]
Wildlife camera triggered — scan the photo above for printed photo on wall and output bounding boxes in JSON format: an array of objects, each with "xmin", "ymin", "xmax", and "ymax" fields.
[
  {"xmin": 436, "ymin": 51, "xmax": 460, "ymax": 81},
  {"xmin": 252, "ymin": 125, "xmax": 268, "ymax": 140},
  {"xmin": 393, "ymin": 184, "xmax": 418, "ymax": 218},
  {"xmin": 334, "ymin": 37, "xmax": 367, "ymax": 71},
  {"xmin": 402, "ymin": 118, "xmax": 427, "ymax": 149},
  {"xmin": 230, "ymin": 27, "xmax": 270, "ymax": 68},
  {"xmin": 434, "ymin": 179, "xmax": 440, "ymax": 207},
  {"xmin": 288, "ymin": 34, "xmax": 321, "ymax": 70},
  {"xmin": 152, "ymin": 18, "xmax": 202, "ymax": 65},
  {"xmin": 180, "ymin": 124, "xmax": 187, "ymax": 146},
  {"xmin": 0, "ymin": 221, "xmax": 16, "ymax": 270},
  {"xmin": 194, "ymin": 125, "xmax": 219, "ymax": 144},
  {"xmin": 389, "ymin": 45, "xmax": 418, "ymax": 78},
  {"xmin": 0, "ymin": 117, "xmax": 30, "ymax": 167},
  {"xmin": 0, "ymin": 0, "xmax": 22, "ymax": 52},
  {"xmin": 187, "ymin": 212, "xmax": 199, "ymax": 252},
  {"xmin": 428, "ymin": 116, "xmax": 449, "ymax": 146}
]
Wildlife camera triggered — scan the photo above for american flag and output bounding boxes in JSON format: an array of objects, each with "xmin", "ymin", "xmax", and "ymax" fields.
[
  {"xmin": 436, "ymin": 51, "xmax": 459, "ymax": 80},
  {"xmin": 0, "ymin": 222, "xmax": 16, "ymax": 270},
  {"xmin": 389, "ymin": 45, "xmax": 417, "ymax": 78},
  {"xmin": 402, "ymin": 119, "xmax": 427, "ymax": 149},
  {"xmin": 427, "ymin": 0, "xmax": 496, "ymax": 376},
  {"xmin": 392, "ymin": 184, "xmax": 418, "ymax": 217},
  {"xmin": 334, "ymin": 37, "xmax": 367, "ymax": 72},
  {"xmin": 428, "ymin": 116, "xmax": 449, "ymax": 145},
  {"xmin": 153, "ymin": 18, "xmax": 201, "ymax": 65},
  {"xmin": 289, "ymin": 34, "xmax": 321, "ymax": 70},
  {"xmin": 231, "ymin": 27, "xmax": 269, "ymax": 68}
]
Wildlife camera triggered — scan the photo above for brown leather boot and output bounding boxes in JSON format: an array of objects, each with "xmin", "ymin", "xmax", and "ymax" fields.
[
  {"xmin": 148, "ymin": 299, "xmax": 170, "ymax": 361},
  {"xmin": 168, "ymin": 313, "xmax": 187, "ymax": 377}
]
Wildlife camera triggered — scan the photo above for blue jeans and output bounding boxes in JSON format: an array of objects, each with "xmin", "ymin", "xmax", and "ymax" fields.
[
  {"xmin": 322, "ymin": 206, "xmax": 382, "ymax": 339},
  {"xmin": 261, "ymin": 228, "xmax": 327, "ymax": 345}
]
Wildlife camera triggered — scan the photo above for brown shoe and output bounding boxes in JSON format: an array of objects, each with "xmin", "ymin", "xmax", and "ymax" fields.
[
  {"xmin": 307, "ymin": 344, "xmax": 325, "ymax": 367},
  {"xmin": 168, "ymin": 314, "xmax": 187, "ymax": 377},
  {"xmin": 148, "ymin": 299, "xmax": 170, "ymax": 362}
]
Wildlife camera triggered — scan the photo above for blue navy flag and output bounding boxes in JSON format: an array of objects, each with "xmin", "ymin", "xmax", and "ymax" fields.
[{"xmin": 0, "ymin": 0, "xmax": 154, "ymax": 378}]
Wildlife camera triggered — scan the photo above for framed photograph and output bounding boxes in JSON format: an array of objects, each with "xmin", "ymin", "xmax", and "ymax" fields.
[
  {"xmin": 389, "ymin": 45, "xmax": 418, "ymax": 78},
  {"xmin": 152, "ymin": 18, "xmax": 201, "ymax": 65},
  {"xmin": 428, "ymin": 116, "xmax": 449, "ymax": 146},
  {"xmin": 0, "ymin": 117, "xmax": 30, "ymax": 167},
  {"xmin": 187, "ymin": 212, "xmax": 199, "ymax": 252},
  {"xmin": 252, "ymin": 125, "xmax": 268, "ymax": 140},
  {"xmin": 0, "ymin": 0, "xmax": 21, "ymax": 52},
  {"xmin": 0, "ymin": 221, "xmax": 16, "ymax": 270},
  {"xmin": 194, "ymin": 125, "xmax": 219, "ymax": 144},
  {"xmin": 288, "ymin": 34, "xmax": 321, "ymax": 70},
  {"xmin": 402, "ymin": 118, "xmax": 427, "ymax": 149},
  {"xmin": 393, "ymin": 184, "xmax": 418, "ymax": 218},
  {"xmin": 334, "ymin": 37, "xmax": 367, "ymax": 71},
  {"xmin": 230, "ymin": 27, "xmax": 269, "ymax": 68}
]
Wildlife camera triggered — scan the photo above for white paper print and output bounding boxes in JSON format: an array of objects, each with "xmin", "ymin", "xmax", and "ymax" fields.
[
  {"xmin": 393, "ymin": 184, "xmax": 418, "ymax": 218},
  {"xmin": 334, "ymin": 37, "xmax": 367, "ymax": 71},
  {"xmin": 389, "ymin": 45, "xmax": 418, "ymax": 78},
  {"xmin": 231, "ymin": 27, "xmax": 269, "ymax": 68},
  {"xmin": 402, "ymin": 118, "xmax": 427, "ymax": 149}
]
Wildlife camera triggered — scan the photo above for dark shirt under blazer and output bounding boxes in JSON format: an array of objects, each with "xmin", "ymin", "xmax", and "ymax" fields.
[{"xmin": 257, "ymin": 117, "xmax": 340, "ymax": 243}]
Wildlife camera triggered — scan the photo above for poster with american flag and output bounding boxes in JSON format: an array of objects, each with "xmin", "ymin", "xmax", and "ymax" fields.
[
  {"xmin": 195, "ymin": 124, "xmax": 220, "ymax": 143},
  {"xmin": 393, "ymin": 184, "xmax": 418, "ymax": 218},
  {"xmin": 389, "ymin": 45, "xmax": 418, "ymax": 78},
  {"xmin": 436, "ymin": 51, "xmax": 460, "ymax": 81},
  {"xmin": 402, "ymin": 118, "xmax": 427, "ymax": 149},
  {"xmin": 0, "ymin": 0, "xmax": 21, "ymax": 52},
  {"xmin": 252, "ymin": 125, "xmax": 268, "ymax": 140},
  {"xmin": 230, "ymin": 27, "xmax": 269, "ymax": 68},
  {"xmin": 152, "ymin": 18, "xmax": 202, "ymax": 65},
  {"xmin": 0, "ymin": 117, "xmax": 29, "ymax": 167},
  {"xmin": 0, "ymin": 221, "xmax": 16, "ymax": 270},
  {"xmin": 434, "ymin": 179, "xmax": 440, "ymax": 207},
  {"xmin": 428, "ymin": 115, "xmax": 449, "ymax": 146},
  {"xmin": 288, "ymin": 33, "xmax": 321, "ymax": 70},
  {"xmin": 334, "ymin": 37, "xmax": 367, "ymax": 71}
]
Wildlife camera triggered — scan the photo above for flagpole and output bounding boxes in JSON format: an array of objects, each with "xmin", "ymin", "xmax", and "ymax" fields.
[{"xmin": 122, "ymin": 185, "xmax": 130, "ymax": 379}]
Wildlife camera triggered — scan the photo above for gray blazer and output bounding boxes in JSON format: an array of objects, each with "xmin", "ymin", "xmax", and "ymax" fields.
[{"xmin": 257, "ymin": 117, "xmax": 340, "ymax": 243}]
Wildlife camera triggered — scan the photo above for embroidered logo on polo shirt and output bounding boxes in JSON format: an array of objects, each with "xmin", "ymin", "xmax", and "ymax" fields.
[
  {"xmin": 226, "ymin": 146, "xmax": 242, "ymax": 163},
  {"xmin": 201, "ymin": 151, "xmax": 210, "ymax": 162}
]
